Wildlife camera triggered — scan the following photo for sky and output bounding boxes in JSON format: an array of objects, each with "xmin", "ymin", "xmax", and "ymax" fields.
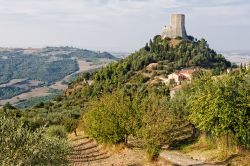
[{"xmin": 0, "ymin": 0, "xmax": 249, "ymax": 52}]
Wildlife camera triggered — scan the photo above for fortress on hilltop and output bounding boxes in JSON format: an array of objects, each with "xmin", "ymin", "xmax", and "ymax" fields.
[{"xmin": 161, "ymin": 14, "xmax": 188, "ymax": 40}]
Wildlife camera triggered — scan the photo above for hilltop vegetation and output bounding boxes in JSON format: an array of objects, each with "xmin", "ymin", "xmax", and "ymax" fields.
[
  {"xmin": 94, "ymin": 36, "xmax": 230, "ymax": 85},
  {"xmin": 1, "ymin": 36, "xmax": 249, "ymax": 165},
  {"xmin": 53, "ymin": 36, "xmax": 231, "ymax": 111}
]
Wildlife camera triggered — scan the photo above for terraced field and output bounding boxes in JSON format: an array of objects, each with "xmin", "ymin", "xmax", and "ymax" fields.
[
  {"xmin": 67, "ymin": 133, "xmax": 150, "ymax": 166},
  {"xmin": 68, "ymin": 136, "xmax": 110, "ymax": 165}
]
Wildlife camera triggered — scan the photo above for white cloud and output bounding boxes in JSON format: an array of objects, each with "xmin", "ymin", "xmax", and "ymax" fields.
[
  {"xmin": 0, "ymin": 0, "xmax": 165, "ymax": 20},
  {"xmin": 0, "ymin": 0, "xmax": 249, "ymax": 51}
]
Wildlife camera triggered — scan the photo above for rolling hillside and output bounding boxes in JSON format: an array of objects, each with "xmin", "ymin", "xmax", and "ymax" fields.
[
  {"xmin": 52, "ymin": 36, "xmax": 231, "ymax": 112},
  {"xmin": 0, "ymin": 47, "xmax": 117, "ymax": 107},
  {"xmin": 1, "ymin": 35, "xmax": 249, "ymax": 166}
]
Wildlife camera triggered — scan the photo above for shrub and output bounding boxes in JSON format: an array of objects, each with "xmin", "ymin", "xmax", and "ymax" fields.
[
  {"xmin": 83, "ymin": 91, "xmax": 130, "ymax": 144},
  {"xmin": 186, "ymin": 71, "xmax": 250, "ymax": 147},
  {"xmin": 63, "ymin": 118, "xmax": 78, "ymax": 135},
  {"xmin": 3, "ymin": 102, "xmax": 16, "ymax": 110},
  {"xmin": 0, "ymin": 116, "xmax": 69, "ymax": 165},
  {"xmin": 138, "ymin": 95, "xmax": 181, "ymax": 160},
  {"xmin": 46, "ymin": 125, "xmax": 67, "ymax": 139}
]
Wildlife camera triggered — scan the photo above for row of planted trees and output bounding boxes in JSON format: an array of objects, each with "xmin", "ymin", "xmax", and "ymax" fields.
[
  {"xmin": 83, "ymin": 85, "xmax": 189, "ymax": 160},
  {"xmin": 82, "ymin": 69, "xmax": 250, "ymax": 160}
]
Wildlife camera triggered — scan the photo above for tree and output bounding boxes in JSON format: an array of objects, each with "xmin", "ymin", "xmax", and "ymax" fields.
[
  {"xmin": 3, "ymin": 102, "xmax": 16, "ymax": 110},
  {"xmin": 149, "ymin": 39, "xmax": 153, "ymax": 48},
  {"xmin": 83, "ymin": 88, "xmax": 185, "ymax": 160},
  {"xmin": 138, "ymin": 94, "xmax": 182, "ymax": 160},
  {"xmin": 0, "ymin": 116, "xmax": 70, "ymax": 165},
  {"xmin": 83, "ymin": 91, "xmax": 131, "ymax": 144},
  {"xmin": 186, "ymin": 71, "xmax": 250, "ymax": 147},
  {"xmin": 144, "ymin": 43, "xmax": 150, "ymax": 51},
  {"xmin": 63, "ymin": 117, "xmax": 78, "ymax": 136}
]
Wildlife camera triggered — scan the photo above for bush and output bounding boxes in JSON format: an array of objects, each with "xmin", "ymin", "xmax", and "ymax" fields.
[
  {"xmin": 83, "ymin": 91, "xmax": 130, "ymax": 144},
  {"xmin": 138, "ymin": 95, "xmax": 181, "ymax": 160},
  {"xmin": 3, "ymin": 102, "xmax": 16, "ymax": 110},
  {"xmin": 186, "ymin": 71, "xmax": 250, "ymax": 147},
  {"xmin": 63, "ymin": 118, "xmax": 78, "ymax": 135},
  {"xmin": 46, "ymin": 125, "xmax": 67, "ymax": 139},
  {"xmin": 0, "ymin": 116, "xmax": 69, "ymax": 165}
]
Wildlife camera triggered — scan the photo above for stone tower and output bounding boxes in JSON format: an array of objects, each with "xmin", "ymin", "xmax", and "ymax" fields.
[{"xmin": 162, "ymin": 14, "xmax": 188, "ymax": 40}]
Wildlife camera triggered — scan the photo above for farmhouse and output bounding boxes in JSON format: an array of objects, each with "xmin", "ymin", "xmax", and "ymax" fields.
[{"xmin": 167, "ymin": 68, "xmax": 197, "ymax": 85}]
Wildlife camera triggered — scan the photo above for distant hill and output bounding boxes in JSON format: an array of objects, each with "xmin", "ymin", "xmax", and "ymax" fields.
[
  {"xmin": 0, "ymin": 47, "xmax": 117, "ymax": 85},
  {"xmin": 40, "ymin": 47, "xmax": 118, "ymax": 60},
  {"xmin": 0, "ymin": 47, "xmax": 117, "ymax": 105},
  {"xmin": 110, "ymin": 52, "xmax": 130, "ymax": 59},
  {"xmin": 220, "ymin": 50, "xmax": 250, "ymax": 65}
]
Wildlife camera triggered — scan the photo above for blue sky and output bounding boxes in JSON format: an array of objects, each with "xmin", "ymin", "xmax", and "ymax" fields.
[{"xmin": 0, "ymin": 0, "xmax": 249, "ymax": 52}]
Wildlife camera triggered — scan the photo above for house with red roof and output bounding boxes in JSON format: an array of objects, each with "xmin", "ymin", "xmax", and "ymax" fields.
[{"xmin": 167, "ymin": 68, "xmax": 197, "ymax": 85}]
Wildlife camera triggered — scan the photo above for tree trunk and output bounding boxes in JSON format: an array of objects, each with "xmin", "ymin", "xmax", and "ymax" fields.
[
  {"xmin": 124, "ymin": 134, "xmax": 128, "ymax": 145},
  {"xmin": 226, "ymin": 133, "xmax": 229, "ymax": 148}
]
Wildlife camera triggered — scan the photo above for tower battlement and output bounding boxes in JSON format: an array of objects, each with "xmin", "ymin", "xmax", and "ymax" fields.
[{"xmin": 162, "ymin": 14, "xmax": 188, "ymax": 40}]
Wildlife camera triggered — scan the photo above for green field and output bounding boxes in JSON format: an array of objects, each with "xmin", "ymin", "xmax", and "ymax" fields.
[{"xmin": 0, "ymin": 87, "xmax": 29, "ymax": 100}]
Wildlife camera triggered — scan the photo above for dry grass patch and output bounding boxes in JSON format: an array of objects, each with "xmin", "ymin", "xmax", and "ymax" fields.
[
  {"xmin": 102, "ymin": 143, "xmax": 126, "ymax": 154},
  {"xmin": 181, "ymin": 135, "xmax": 250, "ymax": 165}
]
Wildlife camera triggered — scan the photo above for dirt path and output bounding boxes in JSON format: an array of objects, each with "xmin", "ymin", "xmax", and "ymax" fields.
[
  {"xmin": 67, "ymin": 134, "xmax": 152, "ymax": 166},
  {"xmin": 160, "ymin": 150, "xmax": 222, "ymax": 166}
]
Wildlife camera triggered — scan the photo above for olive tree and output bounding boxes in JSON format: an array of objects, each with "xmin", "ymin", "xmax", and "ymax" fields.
[{"xmin": 0, "ymin": 116, "xmax": 70, "ymax": 166}]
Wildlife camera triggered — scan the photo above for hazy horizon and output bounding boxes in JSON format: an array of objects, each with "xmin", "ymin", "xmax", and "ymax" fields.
[{"xmin": 0, "ymin": 0, "xmax": 249, "ymax": 52}]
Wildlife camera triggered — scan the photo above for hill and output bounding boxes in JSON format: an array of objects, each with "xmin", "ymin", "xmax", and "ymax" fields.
[
  {"xmin": 52, "ymin": 36, "xmax": 231, "ymax": 111},
  {"xmin": 221, "ymin": 50, "xmax": 250, "ymax": 65},
  {"xmin": 0, "ymin": 47, "xmax": 117, "ymax": 106},
  {"xmin": 2, "ymin": 36, "xmax": 249, "ymax": 165},
  {"xmin": 14, "ymin": 36, "xmax": 232, "ymax": 130},
  {"xmin": 0, "ymin": 46, "xmax": 117, "ymax": 85}
]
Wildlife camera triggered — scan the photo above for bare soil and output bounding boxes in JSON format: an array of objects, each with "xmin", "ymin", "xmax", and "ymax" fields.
[
  {"xmin": 0, "ymin": 86, "xmax": 50, "ymax": 106},
  {"xmin": 0, "ymin": 79, "xmax": 27, "ymax": 88},
  {"xmin": 68, "ymin": 133, "xmax": 171, "ymax": 166},
  {"xmin": 160, "ymin": 150, "xmax": 211, "ymax": 166}
]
